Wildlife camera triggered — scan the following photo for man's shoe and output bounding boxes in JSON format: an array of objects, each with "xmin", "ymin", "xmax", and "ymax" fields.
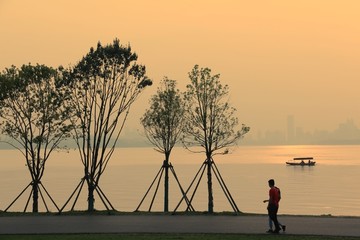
[
  {"xmin": 266, "ymin": 229, "xmax": 273, "ymax": 233},
  {"xmin": 282, "ymin": 225, "xmax": 286, "ymax": 232}
]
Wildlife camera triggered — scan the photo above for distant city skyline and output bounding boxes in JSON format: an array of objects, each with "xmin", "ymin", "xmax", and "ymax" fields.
[
  {"xmin": 1, "ymin": 116, "xmax": 359, "ymax": 149},
  {"xmin": 88, "ymin": 116, "xmax": 360, "ymax": 147},
  {"xmin": 242, "ymin": 116, "xmax": 360, "ymax": 145}
]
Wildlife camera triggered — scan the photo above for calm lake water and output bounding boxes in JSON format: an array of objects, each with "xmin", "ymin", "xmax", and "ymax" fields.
[{"xmin": 0, "ymin": 145, "xmax": 359, "ymax": 216}]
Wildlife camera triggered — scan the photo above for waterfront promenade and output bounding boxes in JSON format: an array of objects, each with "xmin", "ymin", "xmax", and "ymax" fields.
[{"xmin": 1, "ymin": 214, "xmax": 360, "ymax": 237}]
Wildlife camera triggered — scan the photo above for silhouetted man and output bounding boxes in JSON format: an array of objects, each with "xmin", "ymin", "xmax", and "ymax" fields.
[{"xmin": 263, "ymin": 179, "xmax": 281, "ymax": 233}]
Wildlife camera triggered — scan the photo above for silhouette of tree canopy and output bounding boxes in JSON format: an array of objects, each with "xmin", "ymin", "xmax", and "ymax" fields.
[
  {"xmin": 182, "ymin": 65, "xmax": 250, "ymax": 213},
  {"xmin": 0, "ymin": 64, "xmax": 72, "ymax": 212},
  {"xmin": 141, "ymin": 77, "xmax": 185, "ymax": 157},
  {"xmin": 63, "ymin": 39, "xmax": 152, "ymax": 212},
  {"xmin": 141, "ymin": 77, "xmax": 185, "ymax": 211}
]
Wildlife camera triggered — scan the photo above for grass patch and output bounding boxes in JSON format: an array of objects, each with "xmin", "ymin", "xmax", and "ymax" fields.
[{"xmin": 1, "ymin": 234, "xmax": 360, "ymax": 240}]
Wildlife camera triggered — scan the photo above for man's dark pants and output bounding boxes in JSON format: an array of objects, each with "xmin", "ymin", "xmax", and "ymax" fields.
[{"xmin": 268, "ymin": 204, "xmax": 280, "ymax": 232}]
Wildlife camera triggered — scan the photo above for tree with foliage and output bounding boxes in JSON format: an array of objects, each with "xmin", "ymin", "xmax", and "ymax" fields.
[
  {"xmin": 0, "ymin": 64, "xmax": 72, "ymax": 212},
  {"xmin": 181, "ymin": 65, "xmax": 250, "ymax": 213},
  {"xmin": 61, "ymin": 39, "xmax": 152, "ymax": 212},
  {"xmin": 137, "ymin": 77, "xmax": 187, "ymax": 212}
]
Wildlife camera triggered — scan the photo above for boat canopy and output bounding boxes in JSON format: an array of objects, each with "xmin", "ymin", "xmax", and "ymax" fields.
[{"xmin": 293, "ymin": 157, "xmax": 314, "ymax": 160}]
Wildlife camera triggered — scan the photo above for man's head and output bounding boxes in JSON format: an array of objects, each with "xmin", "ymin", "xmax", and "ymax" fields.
[{"xmin": 268, "ymin": 179, "xmax": 275, "ymax": 187}]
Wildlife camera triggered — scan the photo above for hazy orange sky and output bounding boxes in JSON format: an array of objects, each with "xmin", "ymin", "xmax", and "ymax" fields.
[{"xmin": 1, "ymin": 0, "xmax": 359, "ymax": 139}]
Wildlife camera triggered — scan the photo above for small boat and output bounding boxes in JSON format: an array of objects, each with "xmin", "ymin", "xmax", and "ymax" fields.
[{"xmin": 286, "ymin": 157, "xmax": 316, "ymax": 166}]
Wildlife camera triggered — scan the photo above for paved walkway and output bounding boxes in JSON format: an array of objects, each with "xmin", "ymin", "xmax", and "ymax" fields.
[{"xmin": 1, "ymin": 215, "xmax": 360, "ymax": 237}]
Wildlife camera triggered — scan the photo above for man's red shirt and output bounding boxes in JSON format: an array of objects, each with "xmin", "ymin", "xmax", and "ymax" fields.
[{"xmin": 269, "ymin": 187, "xmax": 280, "ymax": 206}]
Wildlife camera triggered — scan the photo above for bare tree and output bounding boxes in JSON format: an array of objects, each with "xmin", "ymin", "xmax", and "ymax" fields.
[
  {"xmin": 0, "ymin": 64, "xmax": 72, "ymax": 212},
  {"xmin": 136, "ymin": 77, "xmax": 189, "ymax": 212},
  {"xmin": 61, "ymin": 39, "xmax": 152, "ymax": 212},
  {"xmin": 179, "ymin": 65, "xmax": 250, "ymax": 213}
]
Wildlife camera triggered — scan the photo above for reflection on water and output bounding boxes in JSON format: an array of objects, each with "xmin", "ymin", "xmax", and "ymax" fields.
[{"xmin": 0, "ymin": 145, "xmax": 359, "ymax": 216}]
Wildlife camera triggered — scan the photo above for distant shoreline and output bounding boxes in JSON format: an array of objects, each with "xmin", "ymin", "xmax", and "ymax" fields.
[
  {"xmin": 1, "ymin": 143, "xmax": 360, "ymax": 150},
  {"xmin": 1, "ymin": 210, "xmax": 360, "ymax": 218}
]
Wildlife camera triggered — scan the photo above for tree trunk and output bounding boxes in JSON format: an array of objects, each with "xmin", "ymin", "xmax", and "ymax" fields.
[
  {"xmin": 207, "ymin": 158, "xmax": 214, "ymax": 213},
  {"xmin": 32, "ymin": 182, "xmax": 39, "ymax": 213},
  {"xmin": 88, "ymin": 184, "xmax": 95, "ymax": 211},
  {"xmin": 164, "ymin": 157, "xmax": 169, "ymax": 212}
]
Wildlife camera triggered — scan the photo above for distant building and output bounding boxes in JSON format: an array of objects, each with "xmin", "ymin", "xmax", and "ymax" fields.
[
  {"xmin": 331, "ymin": 119, "xmax": 360, "ymax": 144},
  {"xmin": 237, "ymin": 117, "xmax": 360, "ymax": 146},
  {"xmin": 287, "ymin": 115, "xmax": 295, "ymax": 144}
]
